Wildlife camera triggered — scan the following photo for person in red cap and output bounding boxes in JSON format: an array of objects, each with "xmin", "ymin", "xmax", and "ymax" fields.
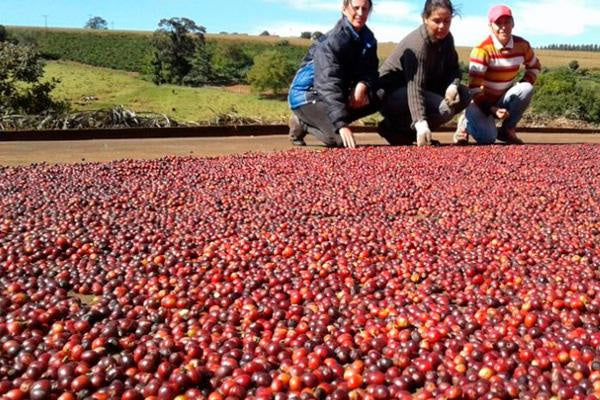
[{"xmin": 454, "ymin": 4, "xmax": 541, "ymax": 145}]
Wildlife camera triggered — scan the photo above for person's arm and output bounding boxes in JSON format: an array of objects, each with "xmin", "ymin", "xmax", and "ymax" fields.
[
  {"xmin": 313, "ymin": 37, "xmax": 350, "ymax": 131},
  {"xmin": 522, "ymin": 41, "xmax": 541, "ymax": 84},
  {"xmin": 350, "ymin": 35, "xmax": 379, "ymax": 109},
  {"xmin": 402, "ymin": 43, "xmax": 428, "ymax": 125},
  {"xmin": 468, "ymin": 45, "xmax": 494, "ymax": 115}
]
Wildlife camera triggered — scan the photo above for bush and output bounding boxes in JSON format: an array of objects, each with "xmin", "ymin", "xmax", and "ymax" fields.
[
  {"xmin": 0, "ymin": 42, "xmax": 67, "ymax": 115},
  {"xmin": 532, "ymin": 67, "xmax": 600, "ymax": 123},
  {"xmin": 210, "ymin": 42, "xmax": 253, "ymax": 83},
  {"xmin": 247, "ymin": 50, "xmax": 296, "ymax": 95}
]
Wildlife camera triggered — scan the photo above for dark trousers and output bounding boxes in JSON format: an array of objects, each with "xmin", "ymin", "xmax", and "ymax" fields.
[
  {"xmin": 292, "ymin": 100, "xmax": 379, "ymax": 147},
  {"xmin": 378, "ymin": 85, "xmax": 470, "ymax": 145}
]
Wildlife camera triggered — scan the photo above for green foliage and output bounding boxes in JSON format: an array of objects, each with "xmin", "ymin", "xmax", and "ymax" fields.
[
  {"xmin": 532, "ymin": 67, "xmax": 600, "ymax": 123},
  {"xmin": 151, "ymin": 17, "xmax": 206, "ymax": 85},
  {"xmin": 5, "ymin": 27, "xmax": 307, "ymax": 85},
  {"xmin": 85, "ymin": 16, "xmax": 108, "ymax": 30},
  {"xmin": 183, "ymin": 44, "xmax": 214, "ymax": 86},
  {"xmin": 300, "ymin": 32, "xmax": 311, "ymax": 39},
  {"xmin": 247, "ymin": 50, "xmax": 296, "ymax": 95},
  {"xmin": 0, "ymin": 42, "xmax": 67, "ymax": 115},
  {"xmin": 210, "ymin": 42, "xmax": 253, "ymax": 83},
  {"xmin": 0, "ymin": 25, "xmax": 6, "ymax": 43},
  {"xmin": 8, "ymin": 28, "xmax": 153, "ymax": 72}
]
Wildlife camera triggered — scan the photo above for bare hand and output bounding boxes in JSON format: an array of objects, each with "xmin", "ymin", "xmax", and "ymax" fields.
[
  {"xmin": 492, "ymin": 107, "xmax": 510, "ymax": 120},
  {"xmin": 339, "ymin": 127, "xmax": 356, "ymax": 148},
  {"xmin": 348, "ymin": 82, "xmax": 370, "ymax": 109}
]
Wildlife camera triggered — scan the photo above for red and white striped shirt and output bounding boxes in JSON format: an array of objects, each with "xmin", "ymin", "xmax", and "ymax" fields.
[{"xmin": 468, "ymin": 34, "xmax": 541, "ymax": 113}]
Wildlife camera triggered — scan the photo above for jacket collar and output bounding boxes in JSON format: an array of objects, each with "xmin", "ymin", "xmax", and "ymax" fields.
[{"xmin": 342, "ymin": 15, "xmax": 361, "ymax": 41}]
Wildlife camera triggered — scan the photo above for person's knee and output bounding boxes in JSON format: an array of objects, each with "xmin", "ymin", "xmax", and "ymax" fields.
[{"xmin": 515, "ymin": 82, "xmax": 534, "ymax": 100}]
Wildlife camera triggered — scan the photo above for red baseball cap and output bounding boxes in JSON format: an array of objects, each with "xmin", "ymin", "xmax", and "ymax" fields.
[{"xmin": 488, "ymin": 5, "xmax": 513, "ymax": 23}]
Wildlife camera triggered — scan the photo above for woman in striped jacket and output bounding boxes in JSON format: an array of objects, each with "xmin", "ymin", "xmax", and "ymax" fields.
[{"xmin": 454, "ymin": 4, "xmax": 541, "ymax": 145}]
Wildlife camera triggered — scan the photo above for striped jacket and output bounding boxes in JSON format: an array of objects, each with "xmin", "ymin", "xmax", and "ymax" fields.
[{"xmin": 468, "ymin": 34, "xmax": 541, "ymax": 114}]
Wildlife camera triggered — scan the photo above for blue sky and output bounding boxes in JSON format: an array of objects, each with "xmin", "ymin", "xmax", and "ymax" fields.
[{"xmin": 2, "ymin": 0, "xmax": 600, "ymax": 47}]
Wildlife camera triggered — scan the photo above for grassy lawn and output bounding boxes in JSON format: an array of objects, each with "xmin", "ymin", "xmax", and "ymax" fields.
[{"xmin": 44, "ymin": 61, "xmax": 291, "ymax": 124}]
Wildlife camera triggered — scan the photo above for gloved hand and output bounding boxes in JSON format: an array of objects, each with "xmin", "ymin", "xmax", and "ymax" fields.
[
  {"xmin": 415, "ymin": 120, "xmax": 432, "ymax": 147},
  {"xmin": 444, "ymin": 83, "xmax": 460, "ymax": 107}
]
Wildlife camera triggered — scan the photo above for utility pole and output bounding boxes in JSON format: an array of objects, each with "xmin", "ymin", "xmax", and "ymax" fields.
[{"xmin": 42, "ymin": 15, "xmax": 48, "ymax": 32}]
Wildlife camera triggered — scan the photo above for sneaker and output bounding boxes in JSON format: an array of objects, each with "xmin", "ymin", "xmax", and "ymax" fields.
[
  {"xmin": 453, "ymin": 114, "xmax": 469, "ymax": 145},
  {"xmin": 289, "ymin": 114, "xmax": 306, "ymax": 146},
  {"xmin": 498, "ymin": 128, "xmax": 524, "ymax": 145}
]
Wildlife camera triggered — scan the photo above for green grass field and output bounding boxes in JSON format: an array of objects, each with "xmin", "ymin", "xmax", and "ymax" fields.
[{"xmin": 44, "ymin": 61, "xmax": 291, "ymax": 124}]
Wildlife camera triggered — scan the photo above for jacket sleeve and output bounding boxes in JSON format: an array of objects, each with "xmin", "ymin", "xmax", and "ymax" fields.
[
  {"xmin": 468, "ymin": 45, "xmax": 493, "ymax": 115},
  {"xmin": 522, "ymin": 41, "xmax": 541, "ymax": 84},
  {"xmin": 361, "ymin": 38, "xmax": 379, "ymax": 95},
  {"xmin": 313, "ymin": 37, "xmax": 351, "ymax": 131},
  {"xmin": 445, "ymin": 35, "xmax": 462, "ymax": 86},
  {"xmin": 403, "ymin": 44, "xmax": 428, "ymax": 124}
]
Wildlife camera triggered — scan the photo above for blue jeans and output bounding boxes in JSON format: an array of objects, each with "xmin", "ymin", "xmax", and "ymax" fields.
[{"xmin": 464, "ymin": 82, "xmax": 534, "ymax": 144}]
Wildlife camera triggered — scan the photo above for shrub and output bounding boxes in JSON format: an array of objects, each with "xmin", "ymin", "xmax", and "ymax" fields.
[
  {"xmin": 0, "ymin": 42, "xmax": 67, "ymax": 115},
  {"xmin": 532, "ymin": 67, "xmax": 600, "ymax": 123},
  {"xmin": 210, "ymin": 42, "xmax": 253, "ymax": 83},
  {"xmin": 247, "ymin": 49, "xmax": 296, "ymax": 95}
]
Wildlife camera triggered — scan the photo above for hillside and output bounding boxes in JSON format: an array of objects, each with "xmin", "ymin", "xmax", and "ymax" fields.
[{"xmin": 8, "ymin": 26, "xmax": 600, "ymax": 71}]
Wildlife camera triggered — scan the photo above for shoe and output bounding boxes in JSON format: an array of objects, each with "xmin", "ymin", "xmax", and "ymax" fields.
[
  {"xmin": 453, "ymin": 114, "xmax": 469, "ymax": 145},
  {"xmin": 498, "ymin": 128, "xmax": 524, "ymax": 145},
  {"xmin": 289, "ymin": 114, "xmax": 306, "ymax": 146}
]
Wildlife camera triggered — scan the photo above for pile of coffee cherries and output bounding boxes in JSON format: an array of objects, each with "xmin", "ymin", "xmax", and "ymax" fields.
[{"xmin": 1, "ymin": 145, "xmax": 600, "ymax": 399}]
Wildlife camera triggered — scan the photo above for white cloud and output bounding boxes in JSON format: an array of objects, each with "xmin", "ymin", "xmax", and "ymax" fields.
[
  {"xmin": 450, "ymin": 16, "xmax": 490, "ymax": 47},
  {"xmin": 261, "ymin": 21, "xmax": 333, "ymax": 38},
  {"xmin": 371, "ymin": 1, "xmax": 418, "ymax": 22},
  {"xmin": 513, "ymin": 0, "xmax": 600, "ymax": 37},
  {"xmin": 263, "ymin": 0, "xmax": 341, "ymax": 12}
]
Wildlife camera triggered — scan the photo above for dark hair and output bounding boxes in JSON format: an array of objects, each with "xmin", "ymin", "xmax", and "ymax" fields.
[
  {"xmin": 422, "ymin": 0, "xmax": 459, "ymax": 18},
  {"xmin": 343, "ymin": 0, "xmax": 373, "ymax": 10}
]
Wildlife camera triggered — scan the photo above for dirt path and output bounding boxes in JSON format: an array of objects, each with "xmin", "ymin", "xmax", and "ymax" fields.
[{"xmin": 2, "ymin": 132, "xmax": 600, "ymax": 166}]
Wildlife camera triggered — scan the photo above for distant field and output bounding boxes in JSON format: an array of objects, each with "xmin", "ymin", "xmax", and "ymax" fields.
[
  {"xmin": 10, "ymin": 26, "xmax": 600, "ymax": 70},
  {"xmin": 44, "ymin": 61, "xmax": 291, "ymax": 124}
]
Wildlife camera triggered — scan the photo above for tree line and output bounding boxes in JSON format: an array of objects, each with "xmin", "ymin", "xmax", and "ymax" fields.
[{"xmin": 540, "ymin": 44, "xmax": 600, "ymax": 52}]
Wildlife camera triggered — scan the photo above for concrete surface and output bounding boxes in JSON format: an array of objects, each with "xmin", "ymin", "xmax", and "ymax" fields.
[{"xmin": 1, "ymin": 132, "xmax": 600, "ymax": 166}]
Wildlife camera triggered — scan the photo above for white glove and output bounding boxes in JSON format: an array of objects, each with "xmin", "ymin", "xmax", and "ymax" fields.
[
  {"xmin": 415, "ymin": 120, "xmax": 432, "ymax": 147},
  {"xmin": 444, "ymin": 84, "xmax": 460, "ymax": 107}
]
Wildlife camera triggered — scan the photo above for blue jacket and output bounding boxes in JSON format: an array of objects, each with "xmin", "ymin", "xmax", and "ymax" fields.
[{"xmin": 288, "ymin": 16, "xmax": 378, "ymax": 131}]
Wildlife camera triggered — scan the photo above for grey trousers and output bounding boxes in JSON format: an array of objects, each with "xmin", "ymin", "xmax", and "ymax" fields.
[
  {"xmin": 292, "ymin": 100, "xmax": 379, "ymax": 147},
  {"xmin": 378, "ymin": 85, "xmax": 471, "ymax": 145}
]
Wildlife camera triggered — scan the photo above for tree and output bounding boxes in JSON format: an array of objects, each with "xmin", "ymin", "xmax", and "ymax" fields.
[
  {"xmin": 259, "ymin": 31, "xmax": 270, "ymax": 36},
  {"xmin": 84, "ymin": 16, "xmax": 108, "ymax": 30},
  {"xmin": 0, "ymin": 25, "xmax": 6, "ymax": 43},
  {"xmin": 210, "ymin": 43, "xmax": 253, "ymax": 83},
  {"xmin": 247, "ymin": 50, "xmax": 296, "ymax": 95},
  {"xmin": 183, "ymin": 45, "xmax": 214, "ymax": 86},
  {"xmin": 0, "ymin": 42, "xmax": 66, "ymax": 115},
  {"xmin": 300, "ymin": 32, "xmax": 311, "ymax": 39},
  {"xmin": 151, "ymin": 17, "xmax": 206, "ymax": 85}
]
